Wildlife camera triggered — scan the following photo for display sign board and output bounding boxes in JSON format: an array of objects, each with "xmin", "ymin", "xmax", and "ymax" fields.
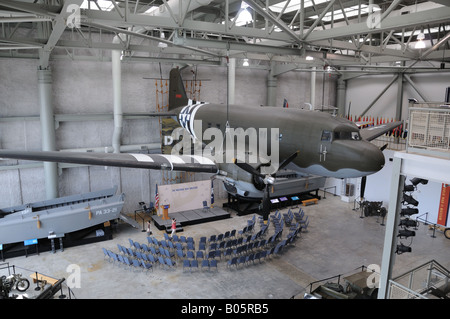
[
  {"xmin": 159, "ymin": 180, "xmax": 211, "ymax": 214},
  {"xmin": 24, "ymin": 238, "xmax": 38, "ymax": 246}
]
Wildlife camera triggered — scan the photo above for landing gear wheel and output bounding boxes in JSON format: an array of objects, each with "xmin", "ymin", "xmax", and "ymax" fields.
[{"xmin": 444, "ymin": 228, "xmax": 450, "ymax": 240}]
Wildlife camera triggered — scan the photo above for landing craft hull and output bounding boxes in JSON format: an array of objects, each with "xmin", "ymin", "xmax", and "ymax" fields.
[
  {"xmin": 223, "ymin": 173, "xmax": 326, "ymax": 199},
  {"xmin": 0, "ymin": 188, "xmax": 125, "ymax": 245}
]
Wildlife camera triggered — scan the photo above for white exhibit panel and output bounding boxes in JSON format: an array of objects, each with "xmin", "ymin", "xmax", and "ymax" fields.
[{"xmin": 158, "ymin": 180, "xmax": 211, "ymax": 214}]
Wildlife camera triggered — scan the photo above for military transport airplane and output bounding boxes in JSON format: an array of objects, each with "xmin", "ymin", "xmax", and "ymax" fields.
[{"xmin": 0, "ymin": 68, "xmax": 401, "ymax": 222}]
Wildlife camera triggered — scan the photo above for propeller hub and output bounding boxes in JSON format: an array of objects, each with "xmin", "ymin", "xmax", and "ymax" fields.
[{"xmin": 264, "ymin": 176, "xmax": 275, "ymax": 185}]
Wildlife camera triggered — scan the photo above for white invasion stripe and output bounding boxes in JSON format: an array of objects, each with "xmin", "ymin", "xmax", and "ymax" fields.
[
  {"xmin": 130, "ymin": 154, "xmax": 154, "ymax": 162},
  {"xmin": 162, "ymin": 155, "xmax": 185, "ymax": 164},
  {"xmin": 189, "ymin": 103, "xmax": 205, "ymax": 140},
  {"xmin": 190, "ymin": 155, "xmax": 215, "ymax": 166}
]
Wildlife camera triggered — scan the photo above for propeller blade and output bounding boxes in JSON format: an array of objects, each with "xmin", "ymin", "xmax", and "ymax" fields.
[
  {"xmin": 277, "ymin": 150, "xmax": 299, "ymax": 171},
  {"xmin": 380, "ymin": 144, "xmax": 388, "ymax": 151},
  {"xmin": 360, "ymin": 176, "xmax": 367, "ymax": 200},
  {"xmin": 233, "ymin": 159, "xmax": 264, "ymax": 177},
  {"xmin": 261, "ymin": 184, "xmax": 271, "ymax": 223}
]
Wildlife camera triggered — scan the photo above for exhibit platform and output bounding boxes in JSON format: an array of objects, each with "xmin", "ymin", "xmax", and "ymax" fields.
[{"xmin": 152, "ymin": 206, "xmax": 231, "ymax": 232}]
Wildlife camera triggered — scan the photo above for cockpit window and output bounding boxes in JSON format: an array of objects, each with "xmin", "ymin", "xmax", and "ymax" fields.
[
  {"xmin": 321, "ymin": 130, "xmax": 332, "ymax": 141},
  {"xmin": 334, "ymin": 131, "xmax": 361, "ymax": 140}
]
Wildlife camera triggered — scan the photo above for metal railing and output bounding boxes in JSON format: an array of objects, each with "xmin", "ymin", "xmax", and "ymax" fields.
[
  {"xmin": 387, "ymin": 259, "xmax": 450, "ymax": 299},
  {"xmin": 408, "ymin": 105, "xmax": 450, "ymax": 154},
  {"xmin": 387, "ymin": 280, "xmax": 428, "ymax": 299}
]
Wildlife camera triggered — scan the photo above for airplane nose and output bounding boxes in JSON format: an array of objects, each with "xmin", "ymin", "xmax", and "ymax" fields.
[{"xmin": 366, "ymin": 144, "xmax": 385, "ymax": 173}]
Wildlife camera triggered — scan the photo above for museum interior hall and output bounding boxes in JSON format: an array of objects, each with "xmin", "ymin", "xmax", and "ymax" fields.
[{"xmin": 0, "ymin": 0, "xmax": 449, "ymax": 303}]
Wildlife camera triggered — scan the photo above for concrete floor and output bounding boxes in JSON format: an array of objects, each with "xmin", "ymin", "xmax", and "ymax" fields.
[{"xmin": 2, "ymin": 193, "xmax": 449, "ymax": 300}]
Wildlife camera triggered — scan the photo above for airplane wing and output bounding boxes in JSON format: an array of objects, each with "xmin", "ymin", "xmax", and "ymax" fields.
[
  {"xmin": 359, "ymin": 121, "xmax": 403, "ymax": 141},
  {"xmin": 0, "ymin": 150, "xmax": 218, "ymax": 174}
]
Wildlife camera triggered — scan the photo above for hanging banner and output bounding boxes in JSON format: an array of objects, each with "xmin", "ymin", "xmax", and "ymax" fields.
[{"xmin": 437, "ymin": 184, "xmax": 450, "ymax": 227}]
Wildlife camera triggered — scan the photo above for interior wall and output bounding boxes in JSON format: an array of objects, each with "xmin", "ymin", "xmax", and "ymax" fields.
[
  {"xmin": 0, "ymin": 58, "xmax": 164, "ymax": 211},
  {"xmin": 345, "ymin": 69, "xmax": 450, "ymax": 121},
  {"xmin": 277, "ymin": 69, "xmax": 336, "ymax": 110}
]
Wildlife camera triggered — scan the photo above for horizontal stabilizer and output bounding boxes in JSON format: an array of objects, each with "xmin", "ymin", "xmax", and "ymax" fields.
[{"xmin": 359, "ymin": 121, "xmax": 403, "ymax": 141}]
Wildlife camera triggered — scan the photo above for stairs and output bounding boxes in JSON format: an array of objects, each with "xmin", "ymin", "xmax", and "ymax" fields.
[
  {"xmin": 119, "ymin": 213, "xmax": 142, "ymax": 229},
  {"xmin": 165, "ymin": 222, "xmax": 183, "ymax": 234}
]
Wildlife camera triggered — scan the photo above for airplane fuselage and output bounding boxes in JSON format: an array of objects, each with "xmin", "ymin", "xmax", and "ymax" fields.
[{"xmin": 173, "ymin": 101, "xmax": 385, "ymax": 180}]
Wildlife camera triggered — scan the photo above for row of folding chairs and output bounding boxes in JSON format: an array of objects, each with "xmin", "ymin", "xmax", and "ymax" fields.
[
  {"xmin": 271, "ymin": 212, "xmax": 285, "ymax": 234},
  {"xmin": 294, "ymin": 208, "xmax": 306, "ymax": 222},
  {"xmin": 103, "ymin": 248, "xmax": 153, "ymax": 273},
  {"xmin": 226, "ymin": 236, "xmax": 294, "ymax": 269},
  {"xmin": 283, "ymin": 209, "xmax": 296, "ymax": 226},
  {"xmin": 200, "ymin": 216, "xmax": 256, "ymax": 248},
  {"xmin": 135, "ymin": 236, "xmax": 196, "ymax": 253},
  {"xmin": 164, "ymin": 233, "xmax": 196, "ymax": 245},
  {"xmin": 177, "ymin": 249, "xmax": 221, "ymax": 260},
  {"xmin": 109, "ymin": 243, "xmax": 179, "ymax": 270},
  {"xmin": 199, "ymin": 225, "xmax": 269, "ymax": 252},
  {"xmin": 119, "ymin": 243, "xmax": 176, "ymax": 260},
  {"xmin": 226, "ymin": 248, "xmax": 272, "ymax": 268},
  {"xmin": 145, "ymin": 236, "xmax": 195, "ymax": 251},
  {"xmin": 182, "ymin": 259, "xmax": 218, "ymax": 272},
  {"xmin": 203, "ymin": 229, "xmax": 237, "ymax": 244},
  {"xmin": 292, "ymin": 208, "xmax": 309, "ymax": 230}
]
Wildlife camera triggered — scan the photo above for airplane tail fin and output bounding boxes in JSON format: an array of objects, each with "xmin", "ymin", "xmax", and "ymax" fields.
[{"xmin": 169, "ymin": 68, "xmax": 188, "ymax": 112}]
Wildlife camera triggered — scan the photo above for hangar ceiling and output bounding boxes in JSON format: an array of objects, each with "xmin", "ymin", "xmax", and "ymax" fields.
[{"xmin": 0, "ymin": 0, "xmax": 449, "ymax": 73}]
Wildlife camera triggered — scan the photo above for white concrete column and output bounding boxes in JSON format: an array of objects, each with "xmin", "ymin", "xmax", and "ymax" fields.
[
  {"xmin": 227, "ymin": 57, "xmax": 236, "ymax": 105},
  {"xmin": 336, "ymin": 74, "xmax": 346, "ymax": 117},
  {"xmin": 112, "ymin": 36, "xmax": 123, "ymax": 154},
  {"xmin": 378, "ymin": 157, "xmax": 404, "ymax": 299},
  {"xmin": 266, "ymin": 61, "xmax": 277, "ymax": 106},
  {"xmin": 310, "ymin": 66, "xmax": 316, "ymax": 109},
  {"xmin": 37, "ymin": 67, "xmax": 58, "ymax": 199}
]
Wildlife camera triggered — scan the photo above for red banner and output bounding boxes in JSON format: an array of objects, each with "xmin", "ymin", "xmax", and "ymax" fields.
[{"xmin": 437, "ymin": 184, "xmax": 450, "ymax": 226}]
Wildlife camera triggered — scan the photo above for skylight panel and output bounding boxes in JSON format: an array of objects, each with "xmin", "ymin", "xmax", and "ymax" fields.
[
  {"xmin": 309, "ymin": 4, "xmax": 381, "ymax": 22},
  {"xmin": 269, "ymin": 0, "xmax": 330, "ymax": 14},
  {"xmin": 80, "ymin": 0, "xmax": 115, "ymax": 11}
]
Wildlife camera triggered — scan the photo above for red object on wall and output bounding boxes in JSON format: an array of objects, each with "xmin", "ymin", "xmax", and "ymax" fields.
[{"xmin": 437, "ymin": 184, "xmax": 450, "ymax": 226}]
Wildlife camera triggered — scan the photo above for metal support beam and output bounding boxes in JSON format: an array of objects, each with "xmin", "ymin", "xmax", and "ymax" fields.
[
  {"xmin": 37, "ymin": 68, "xmax": 58, "ymax": 200},
  {"xmin": 39, "ymin": 0, "xmax": 84, "ymax": 68},
  {"xmin": 396, "ymin": 71, "xmax": 404, "ymax": 121},
  {"xmin": 244, "ymin": 0, "xmax": 302, "ymax": 45},
  {"xmin": 404, "ymin": 75, "xmax": 428, "ymax": 102},
  {"xmin": 266, "ymin": 61, "xmax": 277, "ymax": 106},
  {"xmin": 378, "ymin": 157, "xmax": 405, "ymax": 299},
  {"xmin": 302, "ymin": 0, "xmax": 336, "ymax": 40},
  {"xmin": 360, "ymin": 75, "xmax": 399, "ymax": 117},
  {"xmin": 310, "ymin": 66, "xmax": 317, "ymax": 109},
  {"xmin": 307, "ymin": 7, "xmax": 450, "ymax": 43},
  {"xmin": 228, "ymin": 57, "xmax": 236, "ymax": 105},
  {"xmin": 336, "ymin": 73, "xmax": 346, "ymax": 117}
]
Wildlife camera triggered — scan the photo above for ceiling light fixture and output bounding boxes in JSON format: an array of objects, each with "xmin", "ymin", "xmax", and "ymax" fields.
[
  {"xmin": 235, "ymin": 2, "xmax": 253, "ymax": 26},
  {"xmin": 415, "ymin": 32, "xmax": 426, "ymax": 49}
]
